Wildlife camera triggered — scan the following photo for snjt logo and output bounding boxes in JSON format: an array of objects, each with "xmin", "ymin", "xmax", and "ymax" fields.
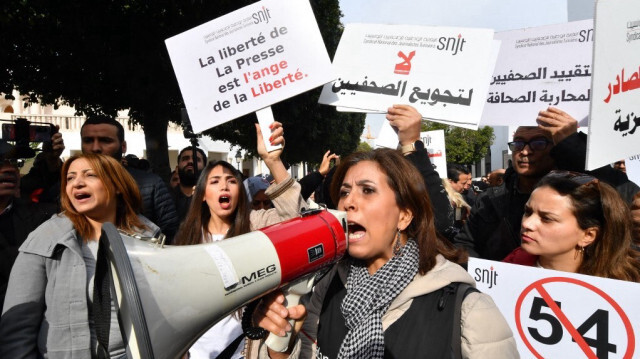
[
  {"xmin": 437, "ymin": 34, "xmax": 466, "ymax": 56},
  {"xmin": 252, "ymin": 6, "xmax": 272, "ymax": 25},
  {"xmin": 474, "ymin": 265, "xmax": 499, "ymax": 289}
]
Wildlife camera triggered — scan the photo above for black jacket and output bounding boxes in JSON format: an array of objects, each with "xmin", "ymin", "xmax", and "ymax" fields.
[
  {"xmin": 126, "ymin": 167, "xmax": 179, "ymax": 243},
  {"xmin": 0, "ymin": 199, "xmax": 57, "ymax": 311},
  {"xmin": 453, "ymin": 132, "xmax": 639, "ymax": 261},
  {"xmin": 405, "ymin": 145, "xmax": 454, "ymax": 238}
]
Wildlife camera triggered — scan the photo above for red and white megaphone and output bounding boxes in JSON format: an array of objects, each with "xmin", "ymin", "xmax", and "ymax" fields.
[{"xmin": 101, "ymin": 208, "xmax": 347, "ymax": 359}]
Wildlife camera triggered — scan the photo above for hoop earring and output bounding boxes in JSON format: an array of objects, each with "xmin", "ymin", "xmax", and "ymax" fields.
[
  {"xmin": 574, "ymin": 245, "xmax": 585, "ymax": 260},
  {"xmin": 393, "ymin": 229, "xmax": 403, "ymax": 256}
]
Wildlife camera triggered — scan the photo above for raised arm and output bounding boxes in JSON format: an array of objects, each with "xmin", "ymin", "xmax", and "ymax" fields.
[{"xmin": 387, "ymin": 105, "xmax": 454, "ymax": 236}]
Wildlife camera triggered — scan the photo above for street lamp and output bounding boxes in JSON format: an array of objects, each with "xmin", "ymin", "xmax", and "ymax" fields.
[{"xmin": 235, "ymin": 150, "xmax": 242, "ymax": 171}]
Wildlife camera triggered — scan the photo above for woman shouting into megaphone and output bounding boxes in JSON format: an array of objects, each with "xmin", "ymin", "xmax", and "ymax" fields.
[{"xmin": 248, "ymin": 106, "xmax": 520, "ymax": 359}]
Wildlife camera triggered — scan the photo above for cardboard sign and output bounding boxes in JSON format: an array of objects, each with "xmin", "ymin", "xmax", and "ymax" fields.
[
  {"xmin": 318, "ymin": 24, "xmax": 498, "ymax": 130},
  {"xmin": 481, "ymin": 20, "xmax": 594, "ymax": 127},
  {"xmin": 165, "ymin": 0, "xmax": 334, "ymax": 133},
  {"xmin": 468, "ymin": 258, "xmax": 639, "ymax": 358},
  {"xmin": 586, "ymin": 0, "xmax": 640, "ymax": 170}
]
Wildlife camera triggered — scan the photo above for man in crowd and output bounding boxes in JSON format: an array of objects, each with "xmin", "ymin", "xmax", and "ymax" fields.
[
  {"xmin": 245, "ymin": 176, "xmax": 273, "ymax": 210},
  {"xmin": 0, "ymin": 142, "xmax": 57, "ymax": 312},
  {"xmin": 487, "ymin": 169, "xmax": 506, "ymax": 187},
  {"xmin": 172, "ymin": 146, "xmax": 206, "ymax": 221},
  {"xmin": 81, "ymin": 116, "xmax": 179, "ymax": 242},
  {"xmin": 613, "ymin": 159, "xmax": 626, "ymax": 174},
  {"xmin": 454, "ymin": 107, "xmax": 639, "ymax": 260},
  {"xmin": 448, "ymin": 163, "xmax": 478, "ymax": 207},
  {"xmin": 447, "ymin": 164, "xmax": 471, "ymax": 194}
]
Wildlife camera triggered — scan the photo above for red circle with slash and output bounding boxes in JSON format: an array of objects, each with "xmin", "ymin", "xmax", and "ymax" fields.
[{"xmin": 514, "ymin": 276, "xmax": 634, "ymax": 359}]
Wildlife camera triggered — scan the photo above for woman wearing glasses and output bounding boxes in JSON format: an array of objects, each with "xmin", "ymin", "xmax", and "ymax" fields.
[{"xmin": 504, "ymin": 170, "xmax": 640, "ymax": 281}]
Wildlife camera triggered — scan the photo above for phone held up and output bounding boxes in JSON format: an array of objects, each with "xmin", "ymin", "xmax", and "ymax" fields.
[{"xmin": 1, "ymin": 118, "xmax": 55, "ymax": 143}]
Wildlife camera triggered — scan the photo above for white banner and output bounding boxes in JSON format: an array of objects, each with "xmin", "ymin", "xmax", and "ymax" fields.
[
  {"xmin": 468, "ymin": 258, "xmax": 639, "ymax": 359},
  {"xmin": 375, "ymin": 123, "xmax": 447, "ymax": 178},
  {"xmin": 625, "ymin": 153, "xmax": 640, "ymax": 186},
  {"xmin": 587, "ymin": 0, "xmax": 640, "ymax": 170},
  {"xmin": 165, "ymin": 0, "xmax": 334, "ymax": 134},
  {"xmin": 421, "ymin": 130, "xmax": 447, "ymax": 179},
  {"xmin": 481, "ymin": 20, "xmax": 594, "ymax": 127},
  {"xmin": 318, "ymin": 24, "xmax": 498, "ymax": 130}
]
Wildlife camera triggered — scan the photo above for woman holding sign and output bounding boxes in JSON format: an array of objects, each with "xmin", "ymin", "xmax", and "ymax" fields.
[
  {"xmin": 174, "ymin": 122, "xmax": 306, "ymax": 359},
  {"xmin": 504, "ymin": 170, "xmax": 640, "ymax": 281}
]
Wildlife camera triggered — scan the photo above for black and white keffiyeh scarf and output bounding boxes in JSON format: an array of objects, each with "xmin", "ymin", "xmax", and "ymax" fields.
[{"xmin": 337, "ymin": 239, "xmax": 419, "ymax": 359}]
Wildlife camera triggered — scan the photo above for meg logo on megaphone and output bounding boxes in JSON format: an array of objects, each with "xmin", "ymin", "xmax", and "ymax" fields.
[{"xmin": 241, "ymin": 264, "xmax": 278, "ymax": 286}]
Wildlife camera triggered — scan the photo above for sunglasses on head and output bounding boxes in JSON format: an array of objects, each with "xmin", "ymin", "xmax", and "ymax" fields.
[
  {"xmin": 507, "ymin": 138, "xmax": 552, "ymax": 152},
  {"xmin": 544, "ymin": 170, "xmax": 598, "ymax": 185}
]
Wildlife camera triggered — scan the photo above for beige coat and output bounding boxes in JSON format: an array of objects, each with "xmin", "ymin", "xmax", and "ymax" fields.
[
  {"xmin": 247, "ymin": 255, "xmax": 519, "ymax": 359},
  {"xmin": 249, "ymin": 177, "xmax": 307, "ymax": 230}
]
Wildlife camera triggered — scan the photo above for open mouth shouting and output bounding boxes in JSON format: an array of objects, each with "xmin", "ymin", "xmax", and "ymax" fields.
[
  {"xmin": 73, "ymin": 191, "xmax": 92, "ymax": 203},
  {"xmin": 219, "ymin": 194, "xmax": 232, "ymax": 210},
  {"xmin": 347, "ymin": 221, "xmax": 366, "ymax": 243}
]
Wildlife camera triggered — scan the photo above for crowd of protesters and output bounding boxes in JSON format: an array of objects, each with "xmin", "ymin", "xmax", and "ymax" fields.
[{"xmin": 0, "ymin": 104, "xmax": 639, "ymax": 358}]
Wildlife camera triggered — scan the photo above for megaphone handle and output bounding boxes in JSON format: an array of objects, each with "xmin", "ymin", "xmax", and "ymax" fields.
[{"xmin": 264, "ymin": 291, "xmax": 301, "ymax": 352}]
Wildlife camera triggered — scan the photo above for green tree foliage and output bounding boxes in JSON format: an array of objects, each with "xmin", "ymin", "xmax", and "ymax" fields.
[
  {"xmin": 356, "ymin": 141, "xmax": 373, "ymax": 152},
  {"xmin": 422, "ymin": 121, "xmax": 494, "ymax": 165},
  {"xmin": 0, "ymin": 0, "xmax": 364, "ymax": 179}
]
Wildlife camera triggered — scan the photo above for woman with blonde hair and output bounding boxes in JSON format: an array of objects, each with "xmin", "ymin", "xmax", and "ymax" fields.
[
  {"xmin": 1, "ymin": 153, "xmax": 161, "ymax": 358},
  {"xmin": 442, "ymin": 177, "xmax": 471, "ymax": 231}
]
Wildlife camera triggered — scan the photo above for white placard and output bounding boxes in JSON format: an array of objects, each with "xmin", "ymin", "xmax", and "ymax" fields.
[
  {"xmin": 468, "ymin": 258, "xmax": 639, "ymax": 358},
  {"xmin": 481, "ymin": 20, "xmax": 594, "ymax": 127},
  {"xmin": 625, "ymin": 153, "xmax": 640, "ymax": 186},
  {"xmin": 318, "ymin": 24, "xmax": 498, "ymax": 130},
  {"xmin": 165, "ymin": 0, "xmax": 334, "ymax": 134},
  {"xmin": 420, "ymin": 130, "xmax": 447, "ymax": 179},
  {"xmin": 255, "ymin": 107, "xmax": 282, "ymax": 153},
  {"xmin": 375, "ymin": 120, "xmax": 398, "ymax": 149},
  {"xmin": 375, "ymin": 123, "xmax": 447, "ymax": 179},
  {"xmin": 586, "ymin": 0, "xmax": 640, "ymax": 170}
]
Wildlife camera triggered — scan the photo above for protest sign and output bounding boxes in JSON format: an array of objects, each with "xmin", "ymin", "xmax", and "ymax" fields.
[
  {"xmin": 318, "ymin": 24, "xmax": 498, "ymax": 130},
  {"xmin": 469, "ymin": 258, "xmax": 639, "ymax": 358},
  {"xmin": 625, "ymin": 153, "xmax": 640, "ymax": 186},
  {"xmin": 165, "ymin": 0, "xmax": 334, "ymax": 134},
  {"xmin": 374, "ymin": 122, "xmax": 447, "ymax": 178},
  {"xmin": 420, "ymin": 130, "xmax": 447, "ymax": 178},
  {"xmin": 481, "ymin": 20, "xmax": 593, "ymax": 127},
  {"xmin": 586, "ymin": 0, "xmax": 640, "ymax": 170}
]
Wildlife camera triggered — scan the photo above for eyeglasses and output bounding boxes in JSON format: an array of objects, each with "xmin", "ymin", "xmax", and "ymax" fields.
[
  {"xmin": 544, "ymin": 170, "xmax": 597, "ymax": 185},
  {"xmin": 507, "ymin": 138, "xmax": 552, "ymax": 152}
]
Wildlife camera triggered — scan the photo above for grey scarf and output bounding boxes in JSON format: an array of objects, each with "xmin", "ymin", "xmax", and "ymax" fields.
[{"xmin": 338, "ymin": 239, "xmax": 419, "ymax": 359}]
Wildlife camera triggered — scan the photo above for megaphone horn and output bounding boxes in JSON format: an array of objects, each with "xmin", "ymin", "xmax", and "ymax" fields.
[{"xmin": 101, "ymin": 208, "xmax": 348, "ymax": 359}]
